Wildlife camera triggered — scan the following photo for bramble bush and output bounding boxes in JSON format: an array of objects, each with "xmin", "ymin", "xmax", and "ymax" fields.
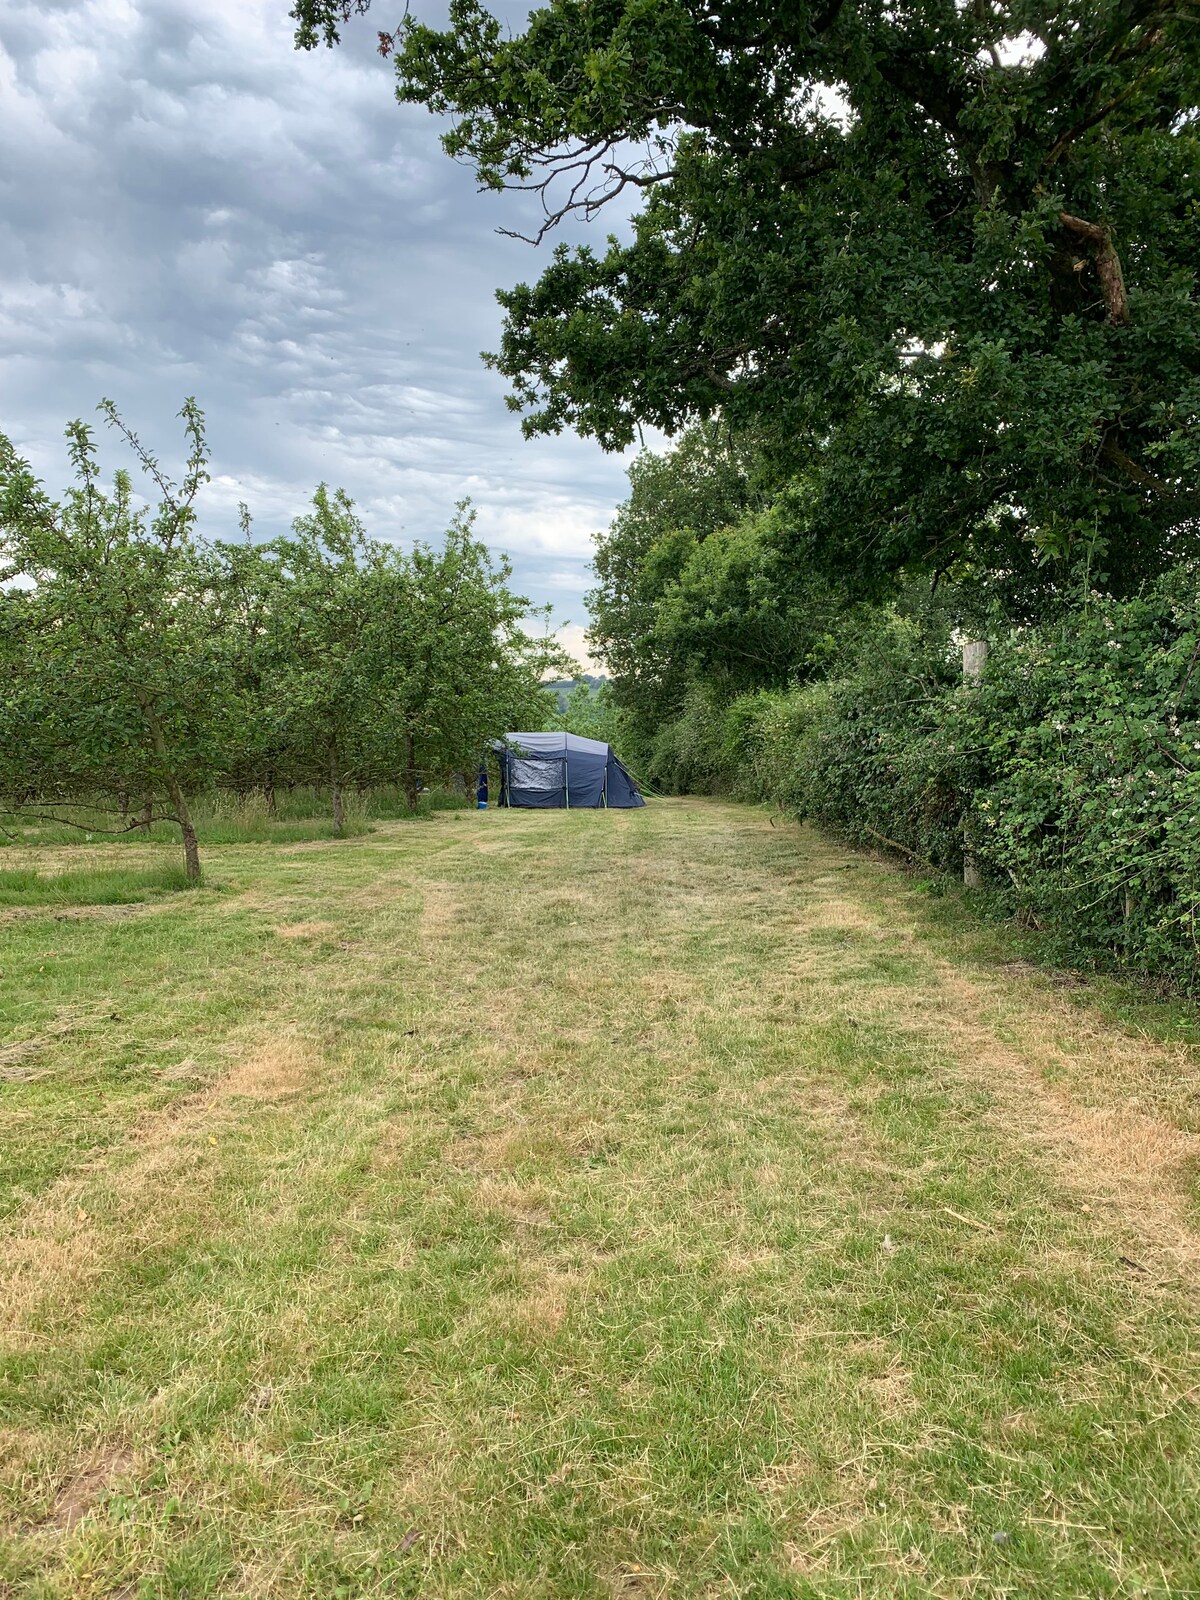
[
  {"xmin": 648, "ymin": 571, "xmax": 1200, "ymax": 988},
  {"xmin": 960, "ymin": 575, "xmax": 1200, "ymax": 984}
]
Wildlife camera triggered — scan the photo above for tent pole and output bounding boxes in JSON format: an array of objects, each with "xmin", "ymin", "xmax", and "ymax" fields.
[{"xmin": 564, "ymin": 754, "xmax": 570, "ymax": 810}]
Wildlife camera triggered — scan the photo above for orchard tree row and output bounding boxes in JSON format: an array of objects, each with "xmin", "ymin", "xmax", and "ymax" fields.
[{"xmin": 0, "ymin": 402, "xmax": 567, "ymax": 879}]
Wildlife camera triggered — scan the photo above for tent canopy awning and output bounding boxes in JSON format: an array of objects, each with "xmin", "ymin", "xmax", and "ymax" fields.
[{"xmin": 493, "ymin": 730, "xmax": 608, "ymax": 758}]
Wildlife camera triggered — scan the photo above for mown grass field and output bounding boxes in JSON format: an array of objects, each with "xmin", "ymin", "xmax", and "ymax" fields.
[{"xmin": 3, "ymin": 799, "xmax": 1200, "ymax": 1598}]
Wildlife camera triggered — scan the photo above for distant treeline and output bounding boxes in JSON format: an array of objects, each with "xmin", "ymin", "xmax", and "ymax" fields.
[{"xmin": 545, "ymin": 675, "xmax": 608, "ymax": 716}]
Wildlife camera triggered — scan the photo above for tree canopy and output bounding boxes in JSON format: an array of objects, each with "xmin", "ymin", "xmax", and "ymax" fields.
[
  {"xmin": 294, "ymin": 0, "xmax": 1200, "ymax": 598},
  {"xmin": 0, "ymin": 404, "xmax": 229, "ymax": 878},
  {"xmin": 586, "ymin": 423, "xmax": 849, "ymax": 731},
  {"xmin": 1, "ymin": 404, "xmax": 567, "ymax": 877}
]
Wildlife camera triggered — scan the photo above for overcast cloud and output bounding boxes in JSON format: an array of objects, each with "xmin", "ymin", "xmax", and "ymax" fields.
[{"xmin": 0, "ymin": 0, "xmax": 641, "ymax": 668}]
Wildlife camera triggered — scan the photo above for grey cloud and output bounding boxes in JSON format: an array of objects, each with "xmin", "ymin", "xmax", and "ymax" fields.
[{"xmin": 0, "ymin": 0, "xmax": 639, "ymax": 633}]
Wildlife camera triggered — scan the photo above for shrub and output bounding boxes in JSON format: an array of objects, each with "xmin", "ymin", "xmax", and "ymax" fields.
[
  {"xmin": 642, "ymin": 685, "xmax": 732, "ymax": 795},
  {"xmin": 955, "ymin": 576, "xmax": 1200, "ymax": 981},
  {"xmin": 653, "ymin": 570, "xmax": 1200, "ymax": 988}
]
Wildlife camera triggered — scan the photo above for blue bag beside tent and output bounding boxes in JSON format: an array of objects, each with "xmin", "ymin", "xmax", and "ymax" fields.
[{"xmin": 494, "ymin": 732, "xmax": 645, "ymax": 809}]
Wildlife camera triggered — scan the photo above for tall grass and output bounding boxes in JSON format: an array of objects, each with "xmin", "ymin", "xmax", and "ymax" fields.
[
  {"xmin": 0, "ymin": 862, "xmax": 198, "ymax": 906},
  {"xmin": 0, "ymin": 786, "xmax": 470, "ymax": 849}
]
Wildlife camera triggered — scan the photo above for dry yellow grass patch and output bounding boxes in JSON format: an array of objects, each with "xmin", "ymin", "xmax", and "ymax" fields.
[
  {"xmin": 789, "ymin": 896, "xmax": 880, "ymax": 935},
  {"xmin": 722, "ymin": 1245, "xmax": 781, "ymax": 1277},
  {"xmin": 0, "ymin": 1037, "xmax": 316, "ymax": 1341},
  {"xmin": 370, "ymin": 1115, "xmax": 410, "ymax": 1172},
  {"xmin": 914, "ymin": 964, "xmax": 1200, "ymax": 1280},
  {"xmin": 272, "ymin": 920, "xmax": 338, "ymax": 939},
  {"xmin": 215, "ymin": 1039, "xmax": 313, "ymax": 1102},
  {"xmin": 471, "ymin": 1176, "xmax": 554, "ymax": 1229},
  {"xmin": 758, "ymin": 1455, "xmax": 821, "ymax": 1495},
  {"xmin": 417, "ymin": 879, "xmax": 459, "ymax": 942},
  {"xmin": 471, "ymin": 833, "xmax": 513, "ymax": 854},
  {"xmin": 861, "ymin": 1352, "xmax": 918, "ymax": 1420},
  {"xmin": 1, "ymin": 1212, "xmax": 122, "ymax": 1344},
  {"xmin": 493, "ymin": 1267, "xmax": 589, "ymax": 1341},
  {"xmin": 450, "ymin": 1118, "xmax": 602, "ymax": 1174}
]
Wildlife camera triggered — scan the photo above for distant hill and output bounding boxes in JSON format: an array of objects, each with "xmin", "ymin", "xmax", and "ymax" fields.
[{"xmin": 545, "ymin": 674, "xmax": 608, "ymax": 713}]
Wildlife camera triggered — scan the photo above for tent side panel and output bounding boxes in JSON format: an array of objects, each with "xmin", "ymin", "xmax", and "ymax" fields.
[
  {"xmin": 605, "ymin": 755, "xmax": 646, "ymax": 807},
  {"xmin": 492, "ymin": 736, "xmax": 644, "ymax": 807}
]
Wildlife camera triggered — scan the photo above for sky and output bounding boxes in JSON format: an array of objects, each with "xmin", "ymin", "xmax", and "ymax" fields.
[{"xmin": 0, "ymin": 0, "xmax": 644, "ymax": 669}]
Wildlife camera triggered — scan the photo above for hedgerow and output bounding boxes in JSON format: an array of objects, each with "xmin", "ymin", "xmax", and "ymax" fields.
[
  {"xmin": 959, "ymin": 576, "xmax": 1200, "ymax": 983},
  {"xmin": 648, "ymin": 571, "xmax": 1200, "ymax": 989}
]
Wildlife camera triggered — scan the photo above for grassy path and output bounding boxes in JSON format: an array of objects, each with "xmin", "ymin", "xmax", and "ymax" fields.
[{"xmin": 2, "ymin": 799, "xmax": 1200, "ymax": 1598}]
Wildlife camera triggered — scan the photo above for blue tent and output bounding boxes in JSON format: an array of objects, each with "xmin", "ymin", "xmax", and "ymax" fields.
[{"xmin": 495, "ymin": 732, "xmax": 645, "ymax": 809}]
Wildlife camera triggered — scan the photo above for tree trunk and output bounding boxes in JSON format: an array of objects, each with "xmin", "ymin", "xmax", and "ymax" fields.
[
  {"xmin": 330, "ymin": 746, "xmax": 345, "ymax": 837},
  {"xmin": 402, "ymin": 732, "xmax": 420, "ymax": 813},
  {"xmin": 139, "ymin": 699, "xmax": 201, "ymax": 881},
  {"xmin": 152, "ymin": 772, "xmax": 200, "ymax": 882},
  {"xmin": 178, "ymin": 814, "xmax": 201, "ymax": 882},
  {"xmin": 962, "ymin": 636, "xmax": 988, "ymax": 889},
  {"xmin": 264, "ymin": 774, "xmax": 277, "ymax": 818},
  {"xmin": 159, "ymin": 772, "xmax": 201, "ymax": 882},
  {"xmin": 140, "ymin": 793, "xmax": 154, "ymax": 832}
]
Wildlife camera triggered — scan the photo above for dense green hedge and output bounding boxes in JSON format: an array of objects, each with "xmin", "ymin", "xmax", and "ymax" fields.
[{"xmin": 641, "ymin": 573, "xmax": 1200, "ymax": 988}]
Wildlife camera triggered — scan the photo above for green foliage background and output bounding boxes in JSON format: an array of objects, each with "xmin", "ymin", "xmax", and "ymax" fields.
[{"xmin": 620, "ymin": 575, "xmax": 1200, "ymax": 988}]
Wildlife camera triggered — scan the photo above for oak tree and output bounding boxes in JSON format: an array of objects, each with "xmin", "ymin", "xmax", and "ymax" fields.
[{"xmin": 296, "ymin": 0, "xmax": 1200, "ymax": 598}]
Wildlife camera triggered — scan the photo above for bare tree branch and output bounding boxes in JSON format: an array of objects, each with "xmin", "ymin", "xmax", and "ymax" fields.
[
  {"xmin": 1059, "ymin": 211, "xmax": 1131, "ymax": 325},
  {"xmin": 494, "ymin": 140, "xmax": 677, "ymax": 244},
  {"xmin": 1099, "ymin": 436, "xmax": 1173, "ymax": 493},
  {"xmin": 3, "ymin": 810, "xmax": 177, "ymax": 835}
]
